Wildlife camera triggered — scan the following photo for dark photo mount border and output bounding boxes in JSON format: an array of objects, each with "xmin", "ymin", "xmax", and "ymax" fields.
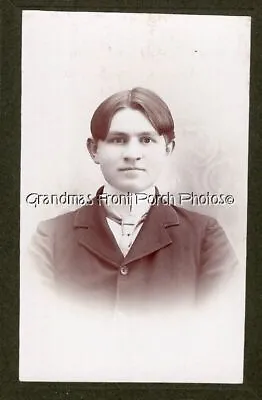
[{"xmin": 1, "ymin": 0, "xmax": 261, "ymax": 399}]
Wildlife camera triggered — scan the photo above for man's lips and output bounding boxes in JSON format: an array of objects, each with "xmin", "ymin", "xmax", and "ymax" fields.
[{"xmin": 118, "ymin": 167, "xmax": 145, "ymax": 171}]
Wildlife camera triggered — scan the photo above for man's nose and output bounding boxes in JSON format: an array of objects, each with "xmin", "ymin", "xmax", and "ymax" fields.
[{"xmin": 122, "ymin": 141, "xmax": 142, "ymax": 161}]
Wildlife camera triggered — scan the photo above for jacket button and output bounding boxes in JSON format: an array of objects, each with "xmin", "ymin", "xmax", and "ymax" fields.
[{"xmin": 120, "ymin": 265, "xmax": 129, "ymax": 276}]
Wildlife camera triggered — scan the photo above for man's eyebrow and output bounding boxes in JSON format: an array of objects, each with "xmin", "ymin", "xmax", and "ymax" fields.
[
  {"xmin": 108, "ymin": 131, "xmax": 159, "ymax": 136},
  {"xmin": 137, "ymin": 131, "xmax": 159, "ymax": 137},
  {"xmin": 107, "ymin": 131, "xmax": 128, "ymax": 136}
]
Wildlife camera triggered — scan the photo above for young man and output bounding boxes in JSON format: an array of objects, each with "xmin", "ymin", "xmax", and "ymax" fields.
[{"xmin": 31, "ymin": 87, "xmax": 237, "ymax": 311}]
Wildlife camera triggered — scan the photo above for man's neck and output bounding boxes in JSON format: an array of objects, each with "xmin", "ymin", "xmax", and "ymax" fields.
[{"xmin": 102, "ymin": 183, "xmax": 156, "ymax": 218}]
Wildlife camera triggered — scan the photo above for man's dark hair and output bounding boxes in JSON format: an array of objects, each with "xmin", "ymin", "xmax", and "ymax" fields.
[{"xmin": 90, "ymin": 87, "xmax": 175, "ymax": 143}]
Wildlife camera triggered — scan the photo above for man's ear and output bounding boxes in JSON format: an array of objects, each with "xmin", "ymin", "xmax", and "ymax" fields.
[
  {"xmin": 87, "ymin": 138, "xmax": 100, "ymax": 164},
  {"xmin": 166, "ymin": 139, "xmax": 175, "ymax": 155}
]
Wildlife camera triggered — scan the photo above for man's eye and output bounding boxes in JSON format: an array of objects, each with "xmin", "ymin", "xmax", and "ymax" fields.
[
  {"xmin": 140, "ymin": 137, "xmax": 153, "ymax": 144},
  {"xmin": 110, "ymin": 137, "xmax": 126, "ymax": 144}
]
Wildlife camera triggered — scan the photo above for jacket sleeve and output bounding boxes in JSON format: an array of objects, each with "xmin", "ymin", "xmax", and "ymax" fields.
[
  {"xmin": 197, "ymin": 217, "xmax": 238, "ymax": 297},
  {"xmin": 28, "ymin": 221, "xmax": 55, "ymax": 284}
]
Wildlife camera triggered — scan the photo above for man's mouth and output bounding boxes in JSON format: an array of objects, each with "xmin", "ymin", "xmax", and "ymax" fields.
[{"xmin": 118, "ymin": 167, "xmax": 145, "ymax": 171}]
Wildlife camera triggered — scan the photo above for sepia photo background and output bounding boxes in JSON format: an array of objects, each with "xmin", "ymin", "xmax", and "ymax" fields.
[{"xmin": 20, "ymin": 11, "xmax": 250, "ymax": 382}]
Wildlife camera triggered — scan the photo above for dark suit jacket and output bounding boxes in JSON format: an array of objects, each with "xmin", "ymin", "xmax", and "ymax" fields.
[{"xmin": 30, "ymin": 187, "xmax": 237, "ymax": 311}]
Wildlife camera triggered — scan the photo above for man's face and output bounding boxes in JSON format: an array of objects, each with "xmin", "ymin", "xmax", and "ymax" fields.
[{"xmin": 90, "ymin": 108, "xmax": 173, "ymax": 193}]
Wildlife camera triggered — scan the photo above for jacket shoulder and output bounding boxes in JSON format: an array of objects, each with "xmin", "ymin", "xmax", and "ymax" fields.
[
  {"xmin": 171, "ymin": 205, "xmax": 217, "ymax": 227},
  {"xmin": 36, "ymin": 208, "xmax": 80, "ymax": 235}
]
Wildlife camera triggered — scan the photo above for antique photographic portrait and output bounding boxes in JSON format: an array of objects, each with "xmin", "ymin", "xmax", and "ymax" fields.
[{"xmin": 20, "ymin": 11, "xmax": 250, "ymax": 382}]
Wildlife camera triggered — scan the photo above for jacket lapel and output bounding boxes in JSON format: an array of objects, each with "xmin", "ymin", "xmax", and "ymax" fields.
[
  {"xmin": 73, "ymin": 187, "xmax": 180, "ymax": 267},
  {"xmin": 124, "ymin": 202, "xmax": 180, "ymax": 265},
  {"xmin": 74, "ymin": 194, "xmax": 125, "ymax": 267}
]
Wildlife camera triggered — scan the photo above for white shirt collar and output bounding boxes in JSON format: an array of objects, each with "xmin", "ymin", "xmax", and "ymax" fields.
[{"xmin": 102, "ymin": 183, "xmax": 156, "ymax": 219}]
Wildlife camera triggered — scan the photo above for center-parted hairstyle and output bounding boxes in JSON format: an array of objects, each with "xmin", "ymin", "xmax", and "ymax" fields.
[{"xmin": 90, "ymin": 87, "xmax": 175, "ymax": 143}]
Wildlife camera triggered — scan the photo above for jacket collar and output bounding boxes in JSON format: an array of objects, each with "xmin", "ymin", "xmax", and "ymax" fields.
[{"xmin": 74, "ymin": 186, "xmax": 180, "ymax": 267}]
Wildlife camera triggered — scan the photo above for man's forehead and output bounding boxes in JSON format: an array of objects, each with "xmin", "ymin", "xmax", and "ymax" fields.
[{"xmin": 109, "ymin": 108, "xmax": 157, "ymax": 134}]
